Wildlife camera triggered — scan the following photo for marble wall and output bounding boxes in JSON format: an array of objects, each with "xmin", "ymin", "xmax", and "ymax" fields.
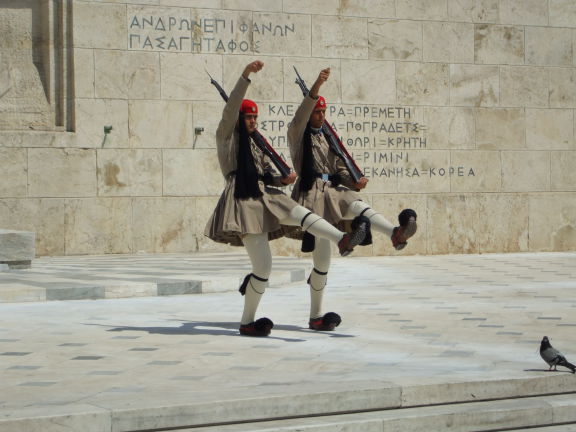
[{"xmin": 0, "ymin": 0, "xmax": 575, "ymax": 257}]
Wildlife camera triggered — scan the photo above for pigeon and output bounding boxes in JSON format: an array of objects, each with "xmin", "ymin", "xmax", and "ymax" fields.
[{"xmin": 540, "ymin": 336, "xmax": 576, "ymax": 374}]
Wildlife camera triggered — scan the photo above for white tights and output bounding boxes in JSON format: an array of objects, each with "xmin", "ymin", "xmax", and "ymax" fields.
[
  {"xmin": 240, "ymin": 205, "xmax": 347, "ymax": 325},
  {"xmin": 306, "ymin": 201, "xmax": 396, "ymax": 319},
  {"xmin": 344, "ymin": 200, "xmax": 395, "ymax": 237}
]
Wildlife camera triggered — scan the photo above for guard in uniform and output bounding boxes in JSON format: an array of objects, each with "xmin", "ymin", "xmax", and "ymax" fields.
[
  {"xmin": 287, "ymin": 67, "xmax": 418, "ymax": 332},
  {"xmin": 205, "ymin": 61, "xmax": 367, "ymax": 337}
]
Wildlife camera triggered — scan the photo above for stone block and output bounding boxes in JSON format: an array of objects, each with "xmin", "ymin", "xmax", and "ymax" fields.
[
  {"xmin": 46, "ymin": 286, "xmax": 105, "ymax": 301},
  {"xmin": 253, "ymin": 13, "xmax": 311, "ymax": 57},
  {"xmin": 104, "ymin": 282, "xmax": 157, "ymax": 299},
  {"xmin": 475, "ymin": 108, "xmax": 525, "ymax": 150},
  {"xmin": 448, "ymin": 0, "xmax": 499, "ymax": 23},
  {"xmin": 423, "ymin": 107, "xmax": 475, "ymax": 150},
  {"xmin": 285, "ymin": 0, "xmax": 395, "ymax": 17},
  {"xmin": 312, "ymin": 15, "xmax": 368, "ymax": 59},
  {"xmin": 73, "ymin": 2, "xmax": 126, "ymax": 49},
  {"xmin": 223, "ymin": 56, "xmax": 283, "ymax": 102},
  {"xmin": 341, "ymin": 60, "xmax": 396, "ymax": 104},
  {"xmin": 526, "ymin": 108, "xmax": 574, "ymax": 150},
  {"xmin": 0, "ymin": 229, "xmax": 35, "ymax": 269},
  {"xmin": 368, "ymin": 19, "xmax": 422, "ymax": 61},
  {"xmin": 477, "ymin": 193, "xmax": 529, "ymax": 253},
  {"xmin": 0, "ymin": 404, "xmax": 111, "ymax": 432},
  {"xmin": 0, "ymin": 148, "xmax": 27, "ymax": 197},
  {"xmin": 0, "ymin": 284, "xmax": 46, "ymax": 302},
  {"xmin": 75, "ymin": 99, "xmax": 129, "ymax": 148},
  {"xmin": 282, "ymin": 0, "xmax": 343, "ymax": 15},
  {"xmin": 450, "ymin": 151, "xmax": 501, "ymax": 193},
  {"xmin": 397, "ymin": 62, "xmax": 449, "ymax": 106},
  {"xmin": 547, "ymin": 393, "xmax": 576, "ymax": 423},
  {"xmin": 0, "ymin": 54, "xmax": 55, "ymax": 131},
  {"xmin": 529, "ymin": 193, "xmax": 576, "ymax": 251},
  {"xmin": 423, "ymin": 22, "xmax": 474, "ymax": 63},
  {"xmin": 222, "ymin": 0, "xmax": 282, "ymax": 12},
  {"xmin": 338, "ymin": 0, "xmax": 396, "ymax": 18},
  {"xmin": 129, "ymin": 100, "xmax": 192, "ymax": 148},
  {"xmin": 396, "ymin": 0, "xmax": 448, "ymax": 20},
  {"xmin": 549, "ymin": 68, "xmax": 576, "ymax": 108},
  {"xmin": 397, "ymin": 150, "xmax": 451, "ymax": 193},
  {"xmin": 74, "ymin": 49, "xmax": 95, "ymax": 98},
  {"xmin": 474, "ymin": 25, "xmax": 524, "ymax": 65},
  {"xmin": 157, "ymin": 280, "xmax": 201, "ymax": 296},
  {"xmin": 163, "ymin": 149, "xmax": 223, "ymax": 196},
  {"xmin": 551, "ymin": 151, "xmax": 576, "ymax": 191},
  {"xmin": 550, "ymin": 0, "xmax": 576, "ymax": 27},
  {"xmin": 191, "ymin": 101, "xmax": 223, "ymax": 149},
  {"xmin": 0, "ymin": 199, "xmax": 66, "ymax": 256},
  {"xmin": 526, "ymin": 27, "xmax": 573, "ymax": 66},
  {"xmin": 427, "ymin": 194, "xmax": 480, "ymax": 254},
  {"xmin": 450, "ymin": 64, "xmax": 499, "ymax": 107},
  {"xmin": 0, "ymin": 131, "xmax": 77, "ymax": 149},
  {"xmin": 500, "ymin": 66, "xmax": 549, "ymax": 108},
  {"xmin": 96, "ymin": 149, "xmax": 163, "ymax": 196},
  {"xmin": 502, "ymin": 151, "xmax": 550, "ymax": 192},
  {"xmin": 499, "ymin": 0, "xmax": 549, "ymax": 25},
  {"xmin": 28, "ymin": 148, "xmax": 97, "ymax": 198},
  {"xmin": 161, "ymin": 53, "xmax": 222, "ymax": 101},
  {"xmin": 161, "ymin": 0, "xmax": 219, "ymax": 7},
  {"xmin": 64, "ymin": 198, "xmax": 132, "ymax": 255},
  {"xmin": 95, "ymin": 50, "xmax": 160, "ymax": 99},
  {"xmin": 132, "ymin": 197, "xmax": 198, "ymax": 253}
]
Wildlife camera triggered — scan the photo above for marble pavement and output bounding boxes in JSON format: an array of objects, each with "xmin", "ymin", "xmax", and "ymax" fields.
[{"xmin": 1, "ymin": 251, "xmax": 576, "ymax": 431}]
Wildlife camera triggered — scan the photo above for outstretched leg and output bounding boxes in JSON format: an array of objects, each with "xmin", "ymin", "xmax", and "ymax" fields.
[
  {"xmin": 240, "ymin": 233, "xmax": 274, "ymax": 336},
  {"xmin": 281, "ymin": 206, "xmax": 367, "ymax": 256},
  {"xmin": 345, "ymin": 201, "xmax": 417, "ymax": 250}
]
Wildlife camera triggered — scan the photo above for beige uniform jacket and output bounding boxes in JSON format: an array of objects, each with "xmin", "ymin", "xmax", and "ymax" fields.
[
  {"xmin": 204, "ymin": 76, "xmax": 297, "ymax": 246},
  {"xmin": 287, "ymin": 95, "xmax": 362, "ymax": 231}
]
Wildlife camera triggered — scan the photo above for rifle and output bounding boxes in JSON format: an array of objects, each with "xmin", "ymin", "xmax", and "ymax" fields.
[
  {"xmin": 293, "ymin": 66, "xmax": 363, "ymax": 183},
  {"xmin": 207, "ymin": 71, "xmax": 291, "ymax": 178}
]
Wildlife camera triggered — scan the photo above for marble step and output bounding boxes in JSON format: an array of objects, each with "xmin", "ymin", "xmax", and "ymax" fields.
[
  {"xmin": 176, "ymin": 393, "xmax": 576, "ymax": 432},
  {"xmin": 2, "ymin": 377, "xmax": 576, "ymax": 432}
]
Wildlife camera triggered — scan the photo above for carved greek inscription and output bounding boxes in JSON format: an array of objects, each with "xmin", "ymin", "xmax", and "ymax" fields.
[
  {"xmin": 128, "ymin": 11, "xmax": 297, "ymax": 53},
  {"xmin": 261, "ymin": 103, "xmax": 475, "ymax": 180}
]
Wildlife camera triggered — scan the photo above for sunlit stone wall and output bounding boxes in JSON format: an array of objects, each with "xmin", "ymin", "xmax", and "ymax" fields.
[{"xmin": 0, "ymin": 0, "xmax": 575, "ymax": 257}]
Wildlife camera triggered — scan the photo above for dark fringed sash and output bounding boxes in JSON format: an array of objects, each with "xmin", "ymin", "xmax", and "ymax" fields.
[{"xmin": 234, "ymin": 113, "xmax": 263, "ymax": 199}]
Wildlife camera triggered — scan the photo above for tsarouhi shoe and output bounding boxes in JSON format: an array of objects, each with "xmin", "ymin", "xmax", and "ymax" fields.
[
  {"xmin": 239, "ymin": 317, "xmax": 274, "ymax": 337},
  {"xmin": 338, "ymin": 220, "xmax": 367, "ymax": 256},
  {"xmin": 391, "ymin": 209, "xmax": 417, "ymax": 250},
  {"xmin": 309, "ymin": 312, "xmax": 341, "ymax": 331}
]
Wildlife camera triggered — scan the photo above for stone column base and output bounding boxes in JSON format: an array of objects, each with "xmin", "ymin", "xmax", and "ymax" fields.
[{"xmin": 0, "ymin": 229, "xmax": 36, "ymax": 270}]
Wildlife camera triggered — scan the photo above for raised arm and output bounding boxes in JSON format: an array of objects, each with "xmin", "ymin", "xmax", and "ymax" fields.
[
  {"xmin": 287, "ymin": 68, "xmax": 330, "ymax": 174},
  {"xmin": 216, "ymin": 61, "xmax": 264, "ymax": 145}
]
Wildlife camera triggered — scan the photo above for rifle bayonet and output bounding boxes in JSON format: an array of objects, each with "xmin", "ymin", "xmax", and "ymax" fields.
[
  {"xmin": 206, "ymin": 69, "xmax": 229, "ymax": 102},
  {"xmin": 293, "ymin": 66, "xmax": 309, "ymax": 97}
]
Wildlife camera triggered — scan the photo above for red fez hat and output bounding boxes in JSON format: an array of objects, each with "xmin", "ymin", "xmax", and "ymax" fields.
[
  {"xmin": 240, "ymin": 99, "xmax": 258, "ymax": 114},
  {"xmin": 314, "ymin": 96, "xmax": 326, "ymax": 110}
]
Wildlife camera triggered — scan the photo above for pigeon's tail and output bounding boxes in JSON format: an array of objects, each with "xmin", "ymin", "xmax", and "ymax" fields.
[{"xmin": 559, "ymin": 359, "xmax": 576, "ymax": 373}]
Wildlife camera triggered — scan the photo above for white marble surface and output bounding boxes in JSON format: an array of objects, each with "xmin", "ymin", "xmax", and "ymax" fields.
[{"xmin": 1, "ymin": 252, "xmax": 575, "ymax": 431}]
